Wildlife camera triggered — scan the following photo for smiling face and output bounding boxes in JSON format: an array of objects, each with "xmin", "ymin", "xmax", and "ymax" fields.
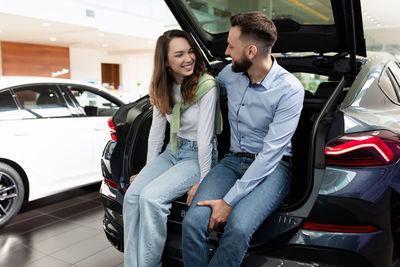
[
  {"xmin": 225, "ymin": 26, "xmax": 252, "ymax": 73},
  {"xmin": 167, "ymin": 37, "xmax": 196, "ymax": 84}
]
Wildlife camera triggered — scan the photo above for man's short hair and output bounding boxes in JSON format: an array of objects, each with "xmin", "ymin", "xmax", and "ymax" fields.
[{"xmin": 230, "ymin": 12, "xmax": 277, "ymax": 51}]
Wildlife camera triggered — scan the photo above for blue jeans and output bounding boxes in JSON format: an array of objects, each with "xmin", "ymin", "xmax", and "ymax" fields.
[
  {"xmin": 123, "ymin": 137, "xmax": 217, "ymax": 267},
  {"xmin": 182, "ymin": 154, "xmax": 290, "ymax": 267}
]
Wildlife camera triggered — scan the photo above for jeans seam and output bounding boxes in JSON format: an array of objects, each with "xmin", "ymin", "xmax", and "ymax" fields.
[{"xmin": 143, "ymin": 170, "xmax": 200, "ymax": 265}]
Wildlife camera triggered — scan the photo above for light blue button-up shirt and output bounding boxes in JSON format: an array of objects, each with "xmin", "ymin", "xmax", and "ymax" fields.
[{"xmin": 216, "ymin": 58, "xmax": 304, "ymax": 206}]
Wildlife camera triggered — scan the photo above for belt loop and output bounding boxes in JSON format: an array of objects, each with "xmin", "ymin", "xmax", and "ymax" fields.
[{"xmin": 189, "ymin": 139, "xmax": 195, "ymax": 149}]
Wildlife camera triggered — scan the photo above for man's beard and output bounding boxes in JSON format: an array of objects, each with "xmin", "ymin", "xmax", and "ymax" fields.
[{"xmin": 231, "ymin": 55, "xmax": 252, "ymax": 73}]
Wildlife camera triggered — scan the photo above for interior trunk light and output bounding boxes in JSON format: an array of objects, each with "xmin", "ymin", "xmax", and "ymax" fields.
[
  {"xmin": 303, "ymin": 222, "xmax": 379, "ymax": 233},
  {"xmin": 325, "ymin": 130, "xmax": 400, "ymax": 166},
  {"xmin": 107, "ymin": 117, "xmax": 118, "ymax": 141}
]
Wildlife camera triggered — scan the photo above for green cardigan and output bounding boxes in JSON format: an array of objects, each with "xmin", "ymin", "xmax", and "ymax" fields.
[{"xmin": 170, "ymin": 73, "xmax": 223, "ymax": 154}]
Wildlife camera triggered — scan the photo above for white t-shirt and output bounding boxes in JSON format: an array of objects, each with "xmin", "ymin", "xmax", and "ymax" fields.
[{"xmin": 147, "ymin": 83, "xmax": 218, "ymax": 180}]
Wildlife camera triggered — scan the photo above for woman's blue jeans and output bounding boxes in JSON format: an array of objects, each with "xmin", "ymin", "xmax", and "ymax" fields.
[
  {"xmin": 123, "ymin": 138, "xmax": 216, "ymax": 267},
  {"xmin": 182, "ymin": 154, "xmax": 291, "ymax": 267}
]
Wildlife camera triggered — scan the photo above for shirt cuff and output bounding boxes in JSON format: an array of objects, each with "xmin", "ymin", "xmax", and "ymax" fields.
[
  {"xmin": 199, "ymin": 174, "xmax": 205, "ymax": 183},
  {"xmin": 223, "ymin": 189, "xmax": 240, "ymax": 207}
]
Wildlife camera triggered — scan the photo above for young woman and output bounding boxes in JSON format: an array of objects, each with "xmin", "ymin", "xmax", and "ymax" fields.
[{"xmin": 123, "ymin": 29, "xmax": 221, "ymax": 267}]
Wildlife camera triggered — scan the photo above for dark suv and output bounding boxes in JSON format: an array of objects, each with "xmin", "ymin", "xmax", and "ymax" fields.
[{"xmin": 99, "ymin": 0, "xmax": 400, "ymax": 266}]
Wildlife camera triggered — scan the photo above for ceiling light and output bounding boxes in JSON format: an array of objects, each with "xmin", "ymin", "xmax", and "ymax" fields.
[
  {"xmin": 147, "ymin": 40, "xmax": 154, "ymax": 44},
  {"xmin": 0, "ymin": 29, "xmax": 2, "ymax": 33},
  {"xmin": 102, "ymin": 44, "xmax": 108, "ymax": 47},
  {"xmin": 41, "ymin": 22, "xmax": 51, "ymax": 27},
  {"xmin": 376, "ymin": 24, "xmax": 381, "ymax": 27},
  {"xmin": 97, "ymin": 33, "xmax": 104, "ymax": 37},
  {"xmin": 50, "ymin": 37, "xmax": 57, "ymax": 41}
]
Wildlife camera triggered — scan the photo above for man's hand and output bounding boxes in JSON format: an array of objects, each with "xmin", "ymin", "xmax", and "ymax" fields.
[
  {"xmin": 186, "ymin": 183, "xmax": 200, "ymax": 206},
  {"xmin": 197, "ymin": 199, "xmax": 233, "ymax": 232},
  {"xmin": 129, "ymin": 174, "xmax": 138, "ymax": 184}
]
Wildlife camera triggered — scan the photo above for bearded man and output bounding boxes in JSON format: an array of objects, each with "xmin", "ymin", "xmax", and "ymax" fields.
[{"xmin": 182, "ymin": 11, "xmax": 305, "ymax": 267}]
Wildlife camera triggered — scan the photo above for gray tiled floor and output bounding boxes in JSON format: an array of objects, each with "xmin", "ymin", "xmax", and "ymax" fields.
[{"xmin": 0, "ymin": 183, "xmax": 124, "ymax": 267}]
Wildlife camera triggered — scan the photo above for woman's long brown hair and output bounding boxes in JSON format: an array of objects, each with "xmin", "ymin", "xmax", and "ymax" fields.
[{"xmin": 150, "ymin": 30, "xmax": 206, "ymax": 115}]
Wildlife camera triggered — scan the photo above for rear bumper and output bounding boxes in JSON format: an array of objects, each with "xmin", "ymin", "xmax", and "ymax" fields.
[
  {"xmin": 243, "ymin": 245, "xmax": 375, "ymax": 267},
  {"xmin": 162, "ymin": 233, "xmax": 376, "ymax": 267},
  {"xmin": 100, "ymin": 194, "xmax": 380, "ymax": 266},
  {"xmin": 101, "ymin": 194, "xmax": 124, "ymax": 252},
  {"xmin": 100, "ymin": 139, "xmax": 125, "ymax": 251}
]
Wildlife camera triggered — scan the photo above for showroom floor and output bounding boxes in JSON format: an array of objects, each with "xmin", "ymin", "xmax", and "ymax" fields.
[{"xmin": 0, "ymin": 183, "xmax": 124, "ymax": 267}]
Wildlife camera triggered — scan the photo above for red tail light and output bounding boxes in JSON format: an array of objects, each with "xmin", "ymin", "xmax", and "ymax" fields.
[
  {"xmin": 325, "ymin": 130, "xmax": 400, "ymax": 166},
  {"xmin": 104, "ymin": 178, "xmax": 119, "ymax": 189},
  {"xmin": 107, "ymin": 117, "xmax": 117, "ymax": 141},
  {"xmin": 303, "ymin": 222, "xmax": 379, "ymax": 233}
]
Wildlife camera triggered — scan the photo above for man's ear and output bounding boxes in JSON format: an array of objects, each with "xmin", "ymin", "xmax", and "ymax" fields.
[{"xmin": 247, "ymin": 45, "xmax": 258, "ymax": 59}]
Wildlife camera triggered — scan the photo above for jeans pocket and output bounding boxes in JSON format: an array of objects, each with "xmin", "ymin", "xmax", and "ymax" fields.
[{"xmin": 280, "ymin": 159, "xmax": 291, "ymax": 169}]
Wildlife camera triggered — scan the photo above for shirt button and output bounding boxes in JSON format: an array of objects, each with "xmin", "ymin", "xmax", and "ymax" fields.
[
  {"xmin": 242, "ymin": 136, "xmax": 244, "ymax": 138},
  {"xmin": 238, "ymin": 120, "xmax": 241, "ymax": 123},
  {"xmin": 241, "ymin": 104, "xmax": 245, "ymax": 106}
]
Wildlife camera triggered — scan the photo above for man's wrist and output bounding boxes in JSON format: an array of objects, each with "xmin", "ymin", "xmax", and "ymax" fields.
[{"xmin": 223, "ymin": 195, "xmax": 236, "ymax": 207}]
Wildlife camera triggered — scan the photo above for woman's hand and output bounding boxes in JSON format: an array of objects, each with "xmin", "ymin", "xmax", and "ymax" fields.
[
  {"xmin": 186, "ymin": 182, "xmax": 200, "ymax": 206},
  {"xmin": 129, "ymin": 174, "xmax": 138, "ymax": 184}
]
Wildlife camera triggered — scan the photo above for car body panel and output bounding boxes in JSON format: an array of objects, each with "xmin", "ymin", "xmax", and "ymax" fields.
[
  {"xmin": 0, "ymin": 76, "xmax": 126, "ymax": 202},
  {"xmin": 342, "ymin": 55, "xmax": 400, "ymax": 135},
  {"xmin": 303, "ymin": 190, "xmax": 394, "ymax": 267},
  {"xmin": 1, "ymin": 117, "xmax": 93, "ymax": 200}
]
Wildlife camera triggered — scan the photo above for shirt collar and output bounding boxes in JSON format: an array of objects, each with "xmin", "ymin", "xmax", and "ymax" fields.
[{"xmin": 247, "ymin": 55, "xmax": 279, "ymax": 90}]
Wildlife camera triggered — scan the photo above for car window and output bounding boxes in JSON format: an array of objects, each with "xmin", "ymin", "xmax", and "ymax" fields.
[
  {"xmin": 0, "ymin": 90, "xmax": 18, "ymax": 111},
  {"xmin": 185, "ymin": 0, "xmax": 334, "ymax": 34},
  {"xmin": 379, "ymin": 66, "xmax": 400, "ymax": 105},
  {"xmin": 13, "ymin": 85, "xmax": 72, "ymax": 118},
  {"xmin": 388, "ymin": 61, "xmax": 400, "ymax": 102},
  {"xmin": 0, "ymin": 90, "xmax": 36, "ymax": 120},
  {"xmin": 70, "ymin": 87, "xmax": 119, "ymax": 117},
  {"xmin": 292, "ymin": 72, "xmax": 329, "ymax": 95}
]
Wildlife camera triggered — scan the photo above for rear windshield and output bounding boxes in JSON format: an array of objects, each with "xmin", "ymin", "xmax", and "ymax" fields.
[{"xmin": 185, "ymin": 0, "xmax": 335, "ymax": 34}]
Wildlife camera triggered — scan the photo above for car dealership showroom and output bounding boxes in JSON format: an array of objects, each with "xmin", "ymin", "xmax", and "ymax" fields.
[{"xmin": 0, "ymin": 0, "xmax": 400, "ymax": 266}]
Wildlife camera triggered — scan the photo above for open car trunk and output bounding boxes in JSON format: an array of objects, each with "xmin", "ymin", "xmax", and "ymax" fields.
[
  {"xmin": 108, "ymin": 54, "xmax": 355, "ymax": 264},
  {"xmin": 101, "ymin": 0, "xmax": 369, "ymax": 264}
]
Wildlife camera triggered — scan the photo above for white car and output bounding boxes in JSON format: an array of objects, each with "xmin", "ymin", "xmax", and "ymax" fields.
[{"xmin": 0, "ymin": 76, "xmax": 127, "ymax": 228}]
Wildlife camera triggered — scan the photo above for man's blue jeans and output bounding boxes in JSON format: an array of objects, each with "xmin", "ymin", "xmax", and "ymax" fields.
[{"xmin": 182, "ymin": 154, "xmax": 290, "ymax": 267}]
